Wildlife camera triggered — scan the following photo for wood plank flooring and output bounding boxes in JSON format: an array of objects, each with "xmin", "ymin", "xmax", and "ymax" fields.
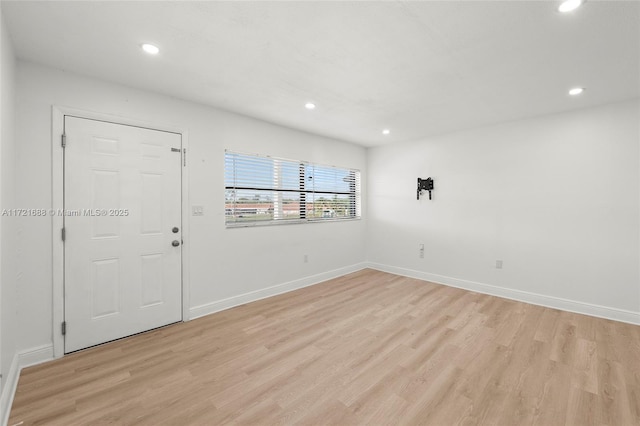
[{"xmin": 9, "ymin": 269, "xmax": 640, "ymax": 425}]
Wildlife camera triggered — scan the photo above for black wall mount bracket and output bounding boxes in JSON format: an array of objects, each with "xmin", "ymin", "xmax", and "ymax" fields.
[{"xmin": 417, "ymin": 177, "xmax": 434, "ymax": 200}]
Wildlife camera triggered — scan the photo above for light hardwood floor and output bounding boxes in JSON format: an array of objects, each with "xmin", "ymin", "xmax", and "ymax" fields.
[{"xmin": 9, "ymin": 269, "xmax": 640, "ymax": 425}]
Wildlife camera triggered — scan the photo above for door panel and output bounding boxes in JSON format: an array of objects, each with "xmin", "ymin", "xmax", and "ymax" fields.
[{"xmin": 64, "ymin": 116, "xmax": 182, "ymax": 353}]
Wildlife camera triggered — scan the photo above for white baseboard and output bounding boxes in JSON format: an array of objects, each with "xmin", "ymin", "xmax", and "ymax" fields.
[
  {"xmin": 367, "ymin": 262, "xmax": 640, "ymax": 326},
  {"xmin": 0, "ymin": 354, "xmax": 19, "ymax": 426},
  {"xmin": 1, "ymin": 344, "xmax": 54, "ymax": 426},
  {"xmin": 17, "ymin": 345, "xmax": 54, "ymax": 370},
  {"xmin": 190, "ymin": 262, "xmax": 368, "ymax": 320}
]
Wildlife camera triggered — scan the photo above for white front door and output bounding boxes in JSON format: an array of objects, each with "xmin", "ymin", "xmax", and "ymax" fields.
[{"xmin": 64, "ymin": 116, "xmax": 182, "ymax": 353}]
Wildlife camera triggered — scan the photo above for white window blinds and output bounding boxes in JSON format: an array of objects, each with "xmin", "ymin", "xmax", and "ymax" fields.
[{"xmin": 225, "ymin": 151, "xmax": 361, "ymax": 226}]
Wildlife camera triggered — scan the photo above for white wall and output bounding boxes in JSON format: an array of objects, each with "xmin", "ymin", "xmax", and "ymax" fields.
[
  {"xmin": 10, "ymin": 58, "xmax": 640, "ymax": 367},
  {"xmin": 368, "ymin": 99, "xmax": 640, "ymax": 319},
  {"xmin": 15, "ymin": 61, "xmax": 367, "ymax": 353},
  {"xmin": 0, "ymin": 3, "xmax": 17, "ymax": 401}
]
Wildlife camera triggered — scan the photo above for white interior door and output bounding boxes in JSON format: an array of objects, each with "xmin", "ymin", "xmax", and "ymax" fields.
[{"xmin": 64, "ymin": 116, "xmax": 182, "ymax": 353}]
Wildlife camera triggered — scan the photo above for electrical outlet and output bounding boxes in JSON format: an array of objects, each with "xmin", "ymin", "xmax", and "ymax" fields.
[
  {"xmin": 419, "ymin": 244, "xmax": 425, "ymax": 259},
  {"xmin": 496, "ymin": 260, "xmax": 503, "ymax": 269},
  {"xmin": 304, "ymin": 254, "xmax": 308, "ymax": 263}
]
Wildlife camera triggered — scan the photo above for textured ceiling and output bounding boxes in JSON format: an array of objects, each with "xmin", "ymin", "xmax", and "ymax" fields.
[{"xmin": 2, "ymin": 0, "xmax": 639, "ymax": 147}]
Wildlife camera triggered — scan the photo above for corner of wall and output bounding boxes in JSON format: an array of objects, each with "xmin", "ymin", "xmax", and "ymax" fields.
[
  {"xmin": 0, "ymin": 345, "xmax": 53, "ymax": 425},
  {"xmin": 0, "ymin": 4, "xmax": 20, "ymax": 423},
  {"xmin": 0, "ymin": 353, "xmax": 18, "ymax": 426}
]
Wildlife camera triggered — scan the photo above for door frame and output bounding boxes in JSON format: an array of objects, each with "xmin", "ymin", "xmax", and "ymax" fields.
[{"xmin": 51, "ymin": 106, "xmax": 191, "ymax": 358}]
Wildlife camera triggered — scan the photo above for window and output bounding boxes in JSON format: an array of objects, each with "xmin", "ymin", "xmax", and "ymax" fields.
[{"xmin": 225, "ymin": 151, "xmax": 361, "ymax": 227}]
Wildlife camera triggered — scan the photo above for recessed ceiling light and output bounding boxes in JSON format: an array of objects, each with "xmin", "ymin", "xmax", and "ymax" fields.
[
  {"xmin": 569, "ymin": 87, "xmax": 585, "ymax": 96},
  {"xmin": 382, "ymin": 129, "xmax": 390, "ymax": 135},
  {"xmin": 558, "ymin": 0, "xmax": 584, "ymax": 13},
  {"xmin": 305, "ymin": 103, "xmax": 316, "ymax": 110},
  {"xmin": 141, "ymin": 43, "xmax": 160, "ymax": 55}
]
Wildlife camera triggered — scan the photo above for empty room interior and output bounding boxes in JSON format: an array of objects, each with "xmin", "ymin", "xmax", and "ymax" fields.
[{"xmin": 0, "ymin": 0, "xmax": 639, "ymax": 425}]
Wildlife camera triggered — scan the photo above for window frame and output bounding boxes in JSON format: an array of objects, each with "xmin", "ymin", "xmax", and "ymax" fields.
[{"xmin": 224, "ymin": 150, "xmax": 361, "ymax": 228}]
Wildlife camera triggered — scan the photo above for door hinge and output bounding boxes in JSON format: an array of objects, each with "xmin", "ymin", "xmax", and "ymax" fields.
[
  {"xmin": 61, "ymin": 321, "xmax": 66, "ymax": 335},
  {"xmin": 183, "ymin": 148, "xmax": 186, "ymax": 167},
  {"xmin": 61, "ymin": 227, "xmax": 66, "ymax": 241},
  {"xmin": 61, "ymin": 134, "xmax": 67, "ymax": 148}
]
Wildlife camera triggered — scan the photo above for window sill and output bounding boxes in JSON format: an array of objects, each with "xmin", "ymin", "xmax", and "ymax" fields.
[{"xmin": 225, "ymin": 217, "xmax": 362, "ymax": 229}]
